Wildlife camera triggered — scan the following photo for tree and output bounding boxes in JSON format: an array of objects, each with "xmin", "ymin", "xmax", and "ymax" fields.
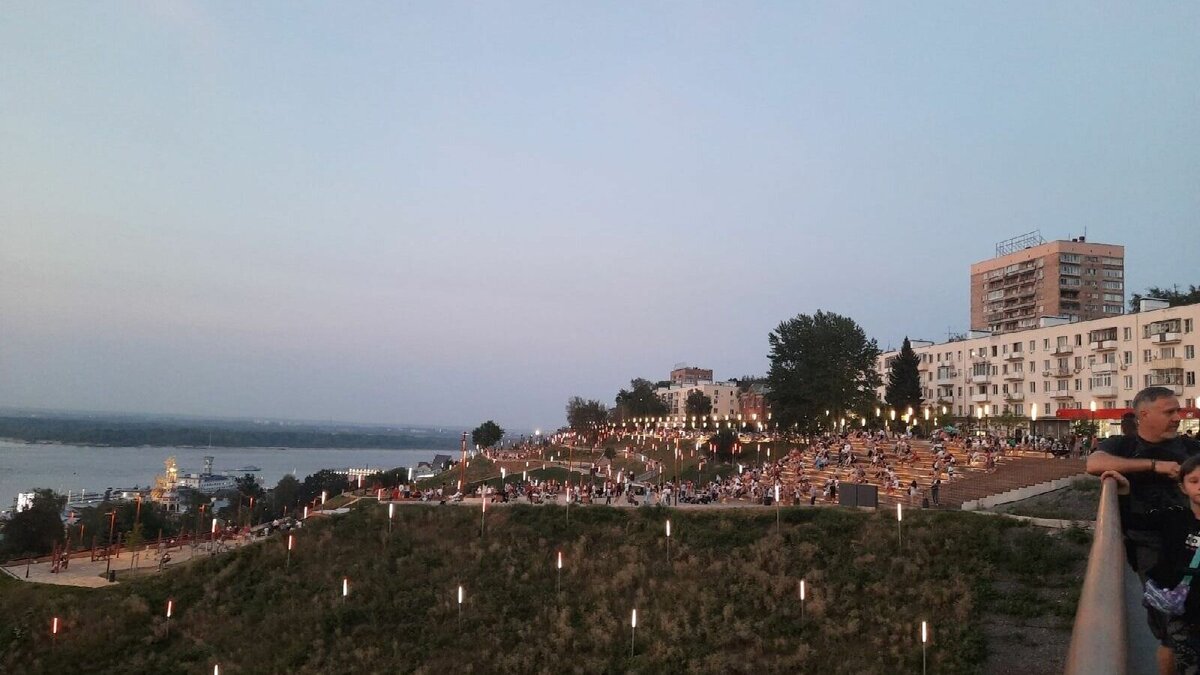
[
  {"xmin": 0, "ymin": 489, "xmax": 65, "ymax": 559},
  {"xmin": 685, "ymin": 390, "xmax": 712, "ymax": 417},
  {"xmin": 270, "ymin": 474, "xmax": 301, "ymax": 513},
  {"xmin": 884, "ymin": 337, "xmax": 924, "ymax": 417},
  {"xmin": 614, "ymin": 378, "xmax": 669, "ymax": 421},
  {"xmin": 300, "ymin": 469, "xmax": 348, "ymax": 505},
  {"xmin": 1130, "ymin": 284, "xmax": 1200, "ymax": 312},
  {"xmin": 471, "ymin": 420, "xmax": 505, "ymax": 449},
  {"xmin": 765, "ymin": 310, "xmax": 882, "ymax": 434},
  {"xmin": 709, "ymin": 429, "xmax": 737, "ymax": 461},
  {"xmin": 565, "ymin": 397, "xmax": 609, "ymax": 433}
]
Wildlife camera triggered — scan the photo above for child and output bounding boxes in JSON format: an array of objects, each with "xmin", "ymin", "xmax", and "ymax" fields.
[{"xmin": 1104, "ymin": 455, "xmax": 1200, "ymax": 673}]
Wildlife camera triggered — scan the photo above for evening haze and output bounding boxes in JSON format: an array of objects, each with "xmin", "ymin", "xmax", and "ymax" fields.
[{"xmin": 2, "ymin": 3, "xmax": 1197, "ymax": 431}]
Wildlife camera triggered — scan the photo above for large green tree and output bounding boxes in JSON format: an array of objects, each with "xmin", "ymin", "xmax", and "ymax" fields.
[
  {"xmin": 685, "ymin": 390, "xmax": 712, "ymax": 417},
  {"xmin": 0, "ymin": 489, "xmax": 65, "ymax": 559},
  {"xmin": 1130, "ymin": 284, "xmax": 1200, "ymax": 312},
  {"xmin": 614, "ymin": 378, "xmax": 669, "ymax": 421},
  {"xmin": 765, "ymin": 310, "xmax": 881, "ymax": 434},
  {"xmin": 884, "ymin": 337, "xmax": 924, "ymax": 415},
  {"xmin": 471, "ymin": 420, "xmax": 505, "ymax": 449},
  {"xmin": 565, "ymin": 397, "xmax": 609, "ymax": 438}
]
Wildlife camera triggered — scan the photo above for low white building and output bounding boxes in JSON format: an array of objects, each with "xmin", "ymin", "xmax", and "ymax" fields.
[{"xmin": 876, "ymin": 299, "xmax": 1200, "ymax": 437}]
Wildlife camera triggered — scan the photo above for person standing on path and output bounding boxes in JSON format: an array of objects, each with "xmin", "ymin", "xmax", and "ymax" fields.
[{"xmin": 930, "ymin": 478, "xmax": 941, "ymax": 507}]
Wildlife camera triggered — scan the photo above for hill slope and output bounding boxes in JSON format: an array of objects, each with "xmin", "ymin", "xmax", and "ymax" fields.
[{"xmin": 0, "ymin": 504, "xmax": 1086, "ymax": 674}]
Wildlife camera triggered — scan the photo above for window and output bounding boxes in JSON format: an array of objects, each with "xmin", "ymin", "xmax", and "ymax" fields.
[
  {"xmin": 1075, "ymin": 379, "xmax": 1082, "ymax": 391},
  {"xmin": 1187, "ymin": 319, "xmax": 1194, "ymax": 333},
  {"xmin": 1031, "ymin": 382, "xmax": 1037, "ymax": 392},
  {"xmin": 1124, "ymin": 351, "xmax": 1133, "ymax": 365},
  {"xmin": 1189, "ymin": 372, "xmax": 1196, "ymax": 387},
  {"xmin": 1124, "ymin": 375, "xmax": 1133, "ymax": 389},
  {"xmin": 1105, "ymin": 401, "xmax": 1116, "ymax": 409},
  {"xmin": 1145, "ymin": 349, "xmax": 1154, "ymax": 363},
  {"xmin": 1188, "ymin": 345, "xmax": 1195, "ymax": 359},
  {"xmin": 1075, "ymin": 334, "xmax": 1083, "ymax": 346},
  {"xmin": 1124, "ymin": 327, "xmax": 1132, "ymax": 341},
  {"xmin": 1029, "ymin": 340, "xmax": 1035, "ymax": 352}
]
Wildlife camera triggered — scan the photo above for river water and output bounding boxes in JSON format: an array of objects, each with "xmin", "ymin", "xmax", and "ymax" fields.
[{"xmin": 0, "ymin": 441, "xmax": 443, "ymax": 509}]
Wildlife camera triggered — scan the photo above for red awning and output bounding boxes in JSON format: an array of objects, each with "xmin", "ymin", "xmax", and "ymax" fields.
[{"xmin": 1053, "ymin": 408, "xmax": 1200, "ymax": 420}]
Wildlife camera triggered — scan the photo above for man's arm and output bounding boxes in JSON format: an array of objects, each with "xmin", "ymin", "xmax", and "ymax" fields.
[{"xmin": 1086, "ymin": 451, "xmax": 1180, "ymax": 480}]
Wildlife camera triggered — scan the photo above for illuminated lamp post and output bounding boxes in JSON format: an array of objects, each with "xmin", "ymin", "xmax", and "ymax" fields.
[
  {"xmin": 921, "ymin": 621, "xmax": 929, "ymax": 675},
  {"xmin": 286, "ymin": 534, "xmax": 294, "ymax": 571},
  {"xmin": 630, "ymin": 608, "xmax": 638, "ymax": 658}
]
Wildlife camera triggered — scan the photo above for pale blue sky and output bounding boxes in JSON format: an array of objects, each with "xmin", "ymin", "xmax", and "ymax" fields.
[{"xmin": 2, "ymin": 2, "xmax": 1197, "ymax": 431}]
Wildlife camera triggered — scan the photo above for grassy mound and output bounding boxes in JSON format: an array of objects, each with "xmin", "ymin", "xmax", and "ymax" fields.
[{"xmin": 0, "ymin": 504, "xmax": 1085, "ymax": 674}]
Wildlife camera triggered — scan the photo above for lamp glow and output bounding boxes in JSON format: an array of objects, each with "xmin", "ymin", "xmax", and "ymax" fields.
[{"xmin": 631, "ymin": 608, "xmax": 637, "ymax": 628}]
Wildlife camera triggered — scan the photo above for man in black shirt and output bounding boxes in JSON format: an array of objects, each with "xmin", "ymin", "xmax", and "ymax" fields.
[{"xmin": 1088, "ymin": 386, "xmax": 1198, "ymax": 674}]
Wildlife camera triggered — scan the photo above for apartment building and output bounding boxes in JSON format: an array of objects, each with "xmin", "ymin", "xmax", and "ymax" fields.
[
  {"xmin": 878, "ymin": 300, "xmax": 1200, "ymax": 437},
  {"xmin": 655, "ymin": 367, "xmax": 740, "ymax": 419},
  {"xmin": 970, "ymin": 234, "xmax": 1124, "ymax": 334}
]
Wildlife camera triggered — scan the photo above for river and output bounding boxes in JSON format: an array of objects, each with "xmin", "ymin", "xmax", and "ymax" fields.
[{"xmin": 0, "ymin": 441, "xmax": 443, "ymax": 508}]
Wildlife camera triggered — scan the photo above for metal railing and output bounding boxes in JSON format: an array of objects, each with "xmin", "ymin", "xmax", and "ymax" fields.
[{"xmin": 1065, "ymin": 476, "xmax": 1126, "ymax": 674}]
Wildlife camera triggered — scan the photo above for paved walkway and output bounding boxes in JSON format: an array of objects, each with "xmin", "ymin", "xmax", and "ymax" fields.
[{"xmin": 2, "ymin": 537, "xmax": 254, "ymax": 588}]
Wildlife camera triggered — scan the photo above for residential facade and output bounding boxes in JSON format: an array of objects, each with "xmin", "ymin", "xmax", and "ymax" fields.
[
  {"xmin": 878, "ymin": 300, "xmax": 1200, "ymax": 437},
  {"xmin": 656, "ymin": 367, "xmax": 740, "ymax": 419},
  {"xmin": 970, "ymin": 235, "xmax": 1125, "ymax": 334}
]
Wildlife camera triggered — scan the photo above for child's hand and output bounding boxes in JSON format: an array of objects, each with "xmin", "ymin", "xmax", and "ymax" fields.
[{"xmin": 1100, "ymin": 471, "xmax": 1130, "ymax": 496}]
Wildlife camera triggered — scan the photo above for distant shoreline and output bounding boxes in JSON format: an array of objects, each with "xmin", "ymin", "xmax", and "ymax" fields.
[{"xmin": 0, "ymin": 438, "xmax": 446, "ymax": 452}]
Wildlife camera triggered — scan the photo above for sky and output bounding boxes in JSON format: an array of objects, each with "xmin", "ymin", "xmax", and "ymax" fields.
[{"xmin": 2, "ymin": 2, "xmax": 1197, "ymax": 432}]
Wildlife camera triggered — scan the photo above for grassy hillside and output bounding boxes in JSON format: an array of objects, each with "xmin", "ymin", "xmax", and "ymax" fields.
[{"xmin": 0, "ymin": 503, "xmax": 1086, "ymax": 674}]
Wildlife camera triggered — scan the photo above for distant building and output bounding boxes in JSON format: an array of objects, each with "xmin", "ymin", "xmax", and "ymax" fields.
[
  {"xmin": 670, "ymin": 365, "xmax": 714, "ymax": 386},
  {"xmin": 656, "ymin": 366, "xmax": 740, "ymax": 419},
  {"xmin": 876, "ymin": 299, "xmax": 1200, "ymax": 437},
  {"xmin": 737, "ymin": 382, "xmax": 771, "ymax": 424},
  {"xmin": 970, "ymin": 233, "xmax": 1124, "ymax": 334}
]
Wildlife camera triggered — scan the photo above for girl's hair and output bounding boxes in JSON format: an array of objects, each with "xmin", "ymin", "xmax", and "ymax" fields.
[{"xmin": 1179, "ymin": 454, "xmax": 1200, "ymax": 483}]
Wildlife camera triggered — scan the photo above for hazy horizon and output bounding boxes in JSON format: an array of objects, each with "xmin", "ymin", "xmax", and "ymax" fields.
[{"xmin": 3, "ymin": 3, "xmax": 1197, "ymax": 431}]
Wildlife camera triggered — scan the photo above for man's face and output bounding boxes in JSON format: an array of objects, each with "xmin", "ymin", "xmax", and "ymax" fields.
[{"xmin": 1138, "ymin": 396, "xmax": 1182, "ymax": 442}]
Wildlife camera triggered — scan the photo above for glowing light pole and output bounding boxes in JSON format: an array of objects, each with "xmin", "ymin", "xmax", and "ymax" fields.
[
  {"xmin": 166, "ymin": 599, "xmax": 173, "ymax": 636},
  {"xmin": 388, "ymin": 502, "xmax": 395, "ymax": 534},
  {"xmin": 665, "ymin": 519, "xmax": 672, "ymax": 566},
  {"xmin": 480, "ymin": 493, "xmax": 487, "ymax": 538},
  {"xmin": 342, "ymin": 577, "xmax": 349, "ymax": 603},
  {"xmin": 799, "ymin": 579, "xmax": 806, "ymax": 624},
  {"xmin": 921, "ymin": 621, "xmax": 929, "ymax": 675},
  {"xmin": 556, "ymin": 550, "xmax": 563, "ymax": 595},
  {"xmin": 51, "ymin": 616, "xmax": 59, "ymax": 645},
  {"xmin": 630, "ymin": 608, "xmax": 638, "ymax": 658},
  {"xmin": 896, "ymin": 503, "xmax": 903, "ymax": 549},
  {"xmin": 775, "ymin": 484, "xmax": 782, "ymax": 535},
  {"xmin": 286, "ymin": 534, "xmax": 294, "ymax": 571},
  {"xmin": 457, "ymin": 585, "xmax": 464, "ymax": 625}
]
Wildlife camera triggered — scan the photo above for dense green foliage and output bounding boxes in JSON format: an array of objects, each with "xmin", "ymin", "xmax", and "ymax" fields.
[
  {"xmin": 0, "ymin": 490, "xmax": 65, "ymax": 558},
  {"xmin": 885, "ymin": 337, "xmax": 925, "ymax": 418},
  {"xmin": 0, "ymin": 416, "xmax": 460, "ymax": 450},
  {"xmin": 684, "ymin": 390, "xmax": 712, "ymax": 418},
  {"xmin": 471, "ymin": 420, "xmax": 505, "ymax": 449},
  {"xmin": 613, "ymin": 378, "xmax": 669, "ymax": 421},
  {"xmin": 1129, "ymin": 284, "xmax": 1200, "ymax": 312},
  {"xmin": 0, "ymin": 504, "xmax": 1085, "ymax": 674},
  {"xmin": 565, "ymin": 397, "xmax": 609, "ymax": 439},
  {"xmin": 766, "ymin": 311, "xmax": 882, "ymax": 433}
]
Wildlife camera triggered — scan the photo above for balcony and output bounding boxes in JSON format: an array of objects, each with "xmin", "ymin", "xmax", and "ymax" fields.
[
  {"xmin": 1090, "ymin": 340, "xmax": 1117, "ymax": 352},
  {"xmin": 970, "ymin": 373, "xmax": 990, "ymax": 384},
  {"xmin": 1090, "ymin": 362, "xmax": 1118, "ymax": 375},
  {"xmin": 1052, "ymin": 344, "xmax": 1074, "ymax": 356},
  {"xmin": 1051, "ymin": 390, "xmax": 1075, "ymax": 400},
  {"xmin": 1004, "ymin": 392, "xmax": 1025, "ymax": 402},
  {"xmin": 1151, "ymin": 358, "xmax": 1184, "ymax": 371},
  {"xmin": 1152, "ymin": 332, "xmax": 1182, "ymax": 345},
  {"xmin": 1091, "ymin": 385, "xmax": 1119, "ymax": 399},
  {"xmin": 936, "ymin": 370, "xmax": 959, "ymax": 382},
  {"xmin": 970, "ymin": 393, "xmax": 990, "ymax": 404},
  {"xmin": 1004, "ymin": 371, "xmax": 1024, "ymax": 382},
  {"xmin": 1051, "ymin": 367, "xmax": 1074, "ymax": 378},
  {"xmin": 1004, "ymin": 352, "xmax": 1025, "ymax": 362}
]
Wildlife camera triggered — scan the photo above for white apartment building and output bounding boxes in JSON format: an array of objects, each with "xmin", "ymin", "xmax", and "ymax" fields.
[
  {"xmin": 656, "ymin": 380, "xmax": 741, "ymax": 420},
  {"xmin": 877, "ymin": 300, "xmax": 1200, "ymax": 437}
]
